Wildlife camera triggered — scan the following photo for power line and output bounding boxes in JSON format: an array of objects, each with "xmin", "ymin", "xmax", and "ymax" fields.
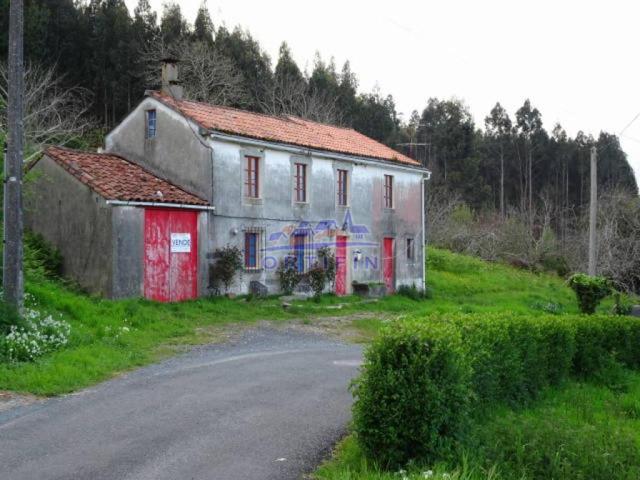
[{"xmin": 619, "ymin": 111, "xmax": 640, "ymax": 137}]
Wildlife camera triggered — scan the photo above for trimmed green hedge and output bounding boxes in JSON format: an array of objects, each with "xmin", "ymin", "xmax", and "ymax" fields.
[{"xmin": 352, "ymin": 313, "xmax": 640, "ymax": 467}]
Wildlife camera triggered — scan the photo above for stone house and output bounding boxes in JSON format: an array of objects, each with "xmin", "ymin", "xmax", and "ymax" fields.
[{"xmin": 27, "ymin": 63, "xmax": 430, "ymax": 300}]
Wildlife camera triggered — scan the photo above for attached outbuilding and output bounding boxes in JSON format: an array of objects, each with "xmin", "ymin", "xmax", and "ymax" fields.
[{"xmin": 26, "ymin": 146, "xmax": 213, "ymax": 300}]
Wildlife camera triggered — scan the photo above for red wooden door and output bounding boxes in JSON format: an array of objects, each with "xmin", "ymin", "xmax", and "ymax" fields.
[
  {"xmin": 144, "ymin": 209, "xmax": 198, "ymax": 302},
  {"xmin": 335, "ymin": 235, "xmax": 348, "ymax": 296},
  {"xmin": 383, "ymin": 237, "xmax": 395, "ymax": 293}
]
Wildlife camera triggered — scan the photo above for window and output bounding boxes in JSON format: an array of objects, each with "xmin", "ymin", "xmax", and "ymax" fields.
[
  {"xmin": 244, "ymin": 232, "xmax": 260, "ymax": 269},
  {"xmin": 337, "ymin": 169, "xmax": 348, "ymax": 206},
  {"xmin": 245, "ymin": 156, "xmax": 260, "ymax": 198},
  {"xmin": 406, "ymin": 238, "xmax": 415, "ymax": 261},
  {"xmin": 146, "ymin": 110, "xmax": 157, "ymax": 139},
  {"xmin": 384, "ymin": 174, "xmax": 394, "ymax": 208},
  {"xmin": 294, "ymin": 163, "xmax": 307, "ymax": 202}
]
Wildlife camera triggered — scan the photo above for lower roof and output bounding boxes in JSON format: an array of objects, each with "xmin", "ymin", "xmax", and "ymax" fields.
[{"xmin": 44, "ymin": 146, "xmax": 209, "ymax": 206}]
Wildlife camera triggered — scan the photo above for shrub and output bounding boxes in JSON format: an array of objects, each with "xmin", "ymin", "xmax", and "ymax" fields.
[
  {"xmin": 317, "ymin": 246, "xmax": 336, "ymax": 287},
  {"xmin": 209, "ymin": 245, "xmax": 243, "ymax": 293},
  {"xmin": 352, "ymin": 313, "xmax": 640, "ymax": 467},
  {"xmin": 0, "ymin": 299, "xmax": 71, "ymax": 363},
  {"xmin": 568, "ymin": 273, "xmax": 612, "ymax": 314},
  {"xmin": 306, "ymin": 264, "xmax": 327, "ymax": 299},
  {"xmin": 612, "ymin": 292, "xmax": 633, "ymax": 316},
  {"xmin": 397, "ymin": 283, "xmax": 430, "ymax": 300},
  {"xmin": 277, "ymin": 255, "xmax": 300, "ymax": 295},
  {"xmin": 0, "ymin": 300, "xmax": 24, "ymax": 335},
  {"xmin": 24, "ymin": 231, "xmax": 64, "ymax": 278},
  {"xmin": 352, "ymin": 319, "xmax": 471, "ymax": 468}
]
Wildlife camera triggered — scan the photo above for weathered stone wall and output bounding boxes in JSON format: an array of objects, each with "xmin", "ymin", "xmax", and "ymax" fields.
[{"xmin": 25, "ymin": 157, "xmax": 114, "ymax": 296}]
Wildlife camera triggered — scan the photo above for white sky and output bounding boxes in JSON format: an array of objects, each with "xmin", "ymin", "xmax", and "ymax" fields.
[{"xmin": 126, "ymin": 0, "xmax": 640, "ymax": 187}]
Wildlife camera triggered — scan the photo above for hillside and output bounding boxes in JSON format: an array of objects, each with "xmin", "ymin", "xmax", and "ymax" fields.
[{"xmin": 0, "ymin": 246, "xmax": 613, "ymax": 395}]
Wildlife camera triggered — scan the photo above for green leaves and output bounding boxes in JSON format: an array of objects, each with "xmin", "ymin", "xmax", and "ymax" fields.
[
  {"xmin": 568, "ymin": 273, "xmax": 612, "ymax": 314},
  {"xmin": 352, "ymin": 312, "xmax": 640, "ymax": 468}
]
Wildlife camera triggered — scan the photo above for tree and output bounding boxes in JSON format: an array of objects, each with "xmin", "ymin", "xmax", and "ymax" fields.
[
  {"xmin": 140, "ymin": 40, "xmax": 248, "ymax": 107},
  {"xmin": 484, "ymin": 102, "xmax": 512, "ymax": 218},
  {"xmin": 515, "ymin": 99, "xmax": 545, "ymax": 220},
  {"xmin": 160, "ymin": 2, "xmax": 188, "ymax": 47},
  {"xmin": 0, "ymin": 62, "xmax": 94, "ymax": 160},
  {"xmin": 214, "ymin": 26, "xmax": 272, "ymax": 110},
  {"xmin": 193, "ymin": 1, "xmax": 214, "ymax": 45}
]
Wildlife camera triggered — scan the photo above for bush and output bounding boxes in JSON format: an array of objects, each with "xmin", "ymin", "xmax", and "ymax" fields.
[
  {"xmin": 0, "ymin": 300, "xmax": 23, "ymax": 335},
  {"xmin": 209, "ymin": 245, "xmax": 243, "ymax": 293},
  {"xmin": 352, "ymin": 319, "xmax": 471, "ymax": 467},
  {"xmin": 0, "ymin": 296, "xmax": 71, "ymax": 363},
  {"xmin": 306, "ymin": 264, "xmax": 327, "ymax": 299},
  {"xmin": 397, "ymin": 283, "xmax": 431, "ymax": 300},
  {"xmin": 352, "ymin": 313, "xmax": 640, "ymax": 467},
  {"xmin": 24, "ymin": 231, "xmax": 64, "ymax": 278},
  {"xmin": 568, "ymin": 273, "xmax": 612, "ymax": 314},
  {"xmin": 277, "ymin": 255, "xmax": 300, "ymax": 295}
]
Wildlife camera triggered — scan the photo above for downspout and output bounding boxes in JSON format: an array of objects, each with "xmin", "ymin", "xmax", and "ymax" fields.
[{"xmin": 422, "ymin": 171, "xmax": 431, "ymax": 292}]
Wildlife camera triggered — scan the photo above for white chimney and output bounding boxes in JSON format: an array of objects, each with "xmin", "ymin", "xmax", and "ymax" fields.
[{"xmin": 161, "ymin": 58, "xmax": 183, "ymax": 100}]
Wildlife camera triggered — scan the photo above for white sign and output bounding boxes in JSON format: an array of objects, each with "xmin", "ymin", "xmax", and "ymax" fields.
[{"xmin": 171, "ymin": 233, "xmax": 191, "ymax": 253}]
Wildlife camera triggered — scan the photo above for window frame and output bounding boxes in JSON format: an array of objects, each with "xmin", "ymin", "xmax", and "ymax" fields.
[
  {"xmin": 244, "ymin": 231, "xmax": 261, "ymax": 270},
  {"xmin": 406, "ymin": 237, "xmax": 415, "ymax": 261},
  {"xmin": 294, "ymin": 162, "xmax": 307, "ymax": 203},
  {"xmin": 384, "ymin": 174, "xmax": 394, "ymax": 209},
  {"xmin": 337, "ymin": 169, "xmax": 349, "ymax": 207},
  {"xmin": 244, "ymin": 155, "xmax": 260, "ymax": 199},
  {"xmin": 146, "ymin": 109, "xmax": 157, "ymax": 139}
]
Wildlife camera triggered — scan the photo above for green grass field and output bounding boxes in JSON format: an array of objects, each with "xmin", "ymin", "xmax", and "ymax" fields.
[
  {"xmin": 314, "ymin": 370, "xmax": 640, "ymax": 480},
  {"xmin": 1, "ymin": 247, "xmax": 593, "ymax": 395},
  {"xmin": 0, "ymin": 247, "xmax": 619, "ymax": 395},
  {"xmin": 312, "ymin": 250, "xmax": 640, "ymax": 480}
]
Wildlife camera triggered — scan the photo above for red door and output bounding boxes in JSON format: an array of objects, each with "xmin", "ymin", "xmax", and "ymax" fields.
[
  {"xmin": 383, "ymin": 237, "xmax": 395, "ymax": 293},
  {"xmin": 335, "ymin": 235, "xmax": 348, "ymax": 296},
  {"xmin": 144, "ymin": 209, "xmax": 198, "ymax": 302}
]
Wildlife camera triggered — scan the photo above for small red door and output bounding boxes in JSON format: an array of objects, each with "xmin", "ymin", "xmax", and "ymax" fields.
[
  {"xmin": 335, "ymin": 235, "xmax": 348, "ymax": 296},
  {"xmin": 144, "ymin": 208, "xmax": 198, "ymax": 302},
  {"xmin": 383, "ymin": 237, "xmax": 395, "ymax": 293}
]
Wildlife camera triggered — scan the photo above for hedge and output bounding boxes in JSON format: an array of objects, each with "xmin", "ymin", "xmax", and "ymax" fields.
[{"xmin": 352, "ymin": 313, "xmax": 640, "ymax": 468}]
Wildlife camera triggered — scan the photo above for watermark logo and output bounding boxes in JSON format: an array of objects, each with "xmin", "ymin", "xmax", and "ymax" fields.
[{"xmin": 262, "ymin": 210, "xmax": 379, "ymax": 271}]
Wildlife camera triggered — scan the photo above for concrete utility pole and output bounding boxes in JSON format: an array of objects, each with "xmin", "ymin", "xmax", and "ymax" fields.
[
  {"xmin": 3, "ymin": 0, "xmax": 25, "ymax": 309},
  {"xmin": 588, "ymin": 146, "xmax": 597, "ymax": 276}
]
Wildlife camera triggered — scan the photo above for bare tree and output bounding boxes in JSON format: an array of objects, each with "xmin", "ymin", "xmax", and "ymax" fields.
[
  {"xmin": 140, "ymin": 40, "xmax": 248, "ymax": 107},
  {"xmin": 259, "ymin": 74, "xmax": 342, "ymax": 125},
  {"xmin": 0, "ymin": 62, "xmax": 94, "ymax": 161}
]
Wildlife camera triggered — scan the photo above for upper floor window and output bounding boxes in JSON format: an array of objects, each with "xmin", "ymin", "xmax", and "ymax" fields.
[
  {"xmin": 337, "ymin": 169, "xmax": 348, "ymax": 206},
  {"xmin": 294, "ymin": 163, "xmax": 307, "ymax": 202},
  {"xmin": 384, "ymin": 174, "xmax": 394, "ymax": 208},
  {"xmin": 245, "ymin": 155, "xmax": 260, "ymax": 198},
  {"xmin": 146, "ymin": 110, "xmax": 157, "ymax": 139}
]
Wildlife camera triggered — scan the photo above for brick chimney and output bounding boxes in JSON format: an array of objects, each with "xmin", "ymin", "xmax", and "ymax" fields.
[{"xmin": 161, "ymin": 58, "xmax": 183, "ymax": 100}]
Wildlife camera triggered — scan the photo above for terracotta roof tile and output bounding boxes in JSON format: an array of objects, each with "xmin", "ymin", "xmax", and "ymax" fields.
[
  {"xmin": 44, "ymin": 146, "xmax": 209, "ymax": 206},
  {"xmin": 149, "ymin": 91, "xmax": 421, "ymax": 167}
]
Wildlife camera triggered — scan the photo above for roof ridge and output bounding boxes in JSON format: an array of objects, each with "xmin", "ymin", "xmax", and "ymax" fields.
[{"xmin": 150, "ymin": 90, "xmax": 363, "ymax": 133}]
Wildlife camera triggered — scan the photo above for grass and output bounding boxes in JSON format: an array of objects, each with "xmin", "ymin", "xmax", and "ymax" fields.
[
  {"xmin": 311, "ymin": 249, "xmax": 640, "ymax": 480},
  {"xmin": 314, "ymin": 371, "xmax": 640, "ymax": 480},
  {"xmin": 0, "ymin": 247, "xmax": 626, "ymax": 395}
]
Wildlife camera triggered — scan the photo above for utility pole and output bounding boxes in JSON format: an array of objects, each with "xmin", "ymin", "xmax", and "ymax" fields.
[
  {"xmin": 3, "ymin": 0, "xmax": 25, "ymax": 309},
  {"xmin": 588, "ymin": 146, "xmax": 597, "ymax": 276}
]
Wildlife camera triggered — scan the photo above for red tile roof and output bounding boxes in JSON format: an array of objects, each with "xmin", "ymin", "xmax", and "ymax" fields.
[
  {"xmin": 149, "ymin": 91, "xmax": 421, "ymax": 167},
  {"xmin": 44, "ymin": 146, "xmax": 209, "ymax": 206}
]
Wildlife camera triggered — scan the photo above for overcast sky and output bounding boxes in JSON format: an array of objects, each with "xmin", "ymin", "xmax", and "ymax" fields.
[{"xmin": 125, "ymin": 0, "xmax": 640, "ymax": 187}]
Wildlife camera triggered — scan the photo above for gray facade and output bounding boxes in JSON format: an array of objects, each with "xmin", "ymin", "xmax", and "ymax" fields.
[
  {"xmin": 105, "ymin": 96, "xmax": 428, "ymax": 296},
  {"xmin": 26, "ymin": 157, "xmax": 146, "ymax": 298}
]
